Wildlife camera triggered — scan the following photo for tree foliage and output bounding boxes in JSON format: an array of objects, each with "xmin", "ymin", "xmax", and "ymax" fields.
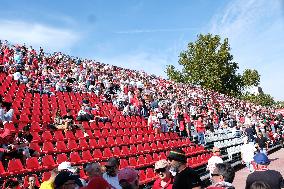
[
  {"xmin": 166, "ymin": 34, "xmax": 261, "ymax": 97},
  {"xmin": 241, "ymin": 92, "xmax": 275, "ymax": 107}
]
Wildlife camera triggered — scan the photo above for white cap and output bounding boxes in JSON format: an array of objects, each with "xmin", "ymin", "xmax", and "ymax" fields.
[{"xmin": 58, "ymin": 162, "xmax": 76, "ymax": 173}]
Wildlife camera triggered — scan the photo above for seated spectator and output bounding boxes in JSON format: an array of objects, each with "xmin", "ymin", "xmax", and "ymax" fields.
[
  {"xmin": 207, "ymin": 147, "xmax": 223, "ymax": 177},
  {"xmin": 207, "ymin": 163, "xmax": 235, "ymax": 189},
  {"xmin": 152, "ymin": 159, "xmax": 174, "ymax": 189},
  {"xmin": 118, "ymin": 167, "xmax": 139, "ymax": 189},
  {"xmin": 249, "ymin": 181, "xmax": 271, "ymax": 189},
  {"xmin": 0, "ymin": 101, "xmax": 14, "ymax": 123},
  {"xmin": 82, "ymin": 163, "xmax": 111, "ymax": 189},
  {"xmin": 77, "ymin": 103, "xmax": 95, "ymax": 122},
  {"xmin": 167, "ymin": 148, "xmax": 201, "ymax": 189},
  {"xmin": 103, "ymin": 157, "xmax": 121, "ymax": 189},
  {"xmin": 245, "ymin": 153, "xmax": 283, "ymax": 189},
  {"xmin": 39, "ymin": 168, "xmax": 59, "ymax": 189},
  {"xmin": 49, "ymin": 110, "xmax": 67, "ymax": 131}
]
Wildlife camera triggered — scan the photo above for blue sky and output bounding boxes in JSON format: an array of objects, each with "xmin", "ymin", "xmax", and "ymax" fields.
[{"xmin": 0, "ymin": 0, "xmax": 284, "ymax": 100}]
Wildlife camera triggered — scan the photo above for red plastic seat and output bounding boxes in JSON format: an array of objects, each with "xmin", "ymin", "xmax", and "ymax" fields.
[
  {"xmin": 70, "ymin": 151, "xmax": 81, "ymax": 164},
  {"xmin": 42, "ymin": 142, "xmax": 55, "ymax": 154},
  {"xmin": 113, "ymin": 146, "xmax": 121, "ymax": 157},
  {"xmin": 26, "ymin": 157, "xmax": 42, "ymax": 171},
  {"xmin": 42, "ymin": 131, "xmax": 53, "ymax": 141},
  {"xmin": 56, "ymin": 141, "xmax": 68, "ymax": 153},
  {"xmin": 30, "ymin": 122, "xmax": 41, "ymax": 132},
  {"xmin": 75, "ymin": 130, "xmax": 85, "ymax": 139},
  {"xmin": 8, "ymin": 159, "xmax": 26, "ymax": 175},
  {"xmin": 137, "ymin": 155, "xmax": 146, "ymax": 167},
  {"xmin": 119, "ymin": 159, "xmax": 129, "ymax": 169},
  {"xmin": 81, "ymin": 150, "xmax": 93, "ymax": 163},
  {"xmin": 103, "ymin": 148, "xmax": 113, "ymax": 159},
  {"xmin": 0, "ymin": 161, "xmax": 8, "ymax": 177},
  {"xmin": 121, "ymin": 146, "xmax": 130, "ymax": 157},
  {"xmin": 129, "ymin": 145, "xmax": 137, "ymax": 155},
  {"xmin": 54, "ymin": 130, "xmax": 65, "ymax": 141},
  {"xmin": 107, "ymin": 137, "xmax": 115, "ymax": 147},
  {"xmin": 56, "ymin": 153, "xmax": 69, "ymax": 164},
  {"xmin": 67, "ymin": 140, "xmax": 78, "ymax": 151},
  {"xmin": 115, "ymin": 137, "xmax": 123, "ymax": 145},
  {"xmin": 139, "ymin": 170, "xmax": 146, "ymax": 184},
  {"xmin": 93, "ymin": 149, "xmax": 103, "ymax": 161},
  {"xmin": 79, "ymin": 139, "xmax": 89, "ymax": 150},
  {"xmin": 98, "ymin": 138, "xmax": 107, "ymax": 148},
  {"xmin": 89, "ymin": 138, "xmax": 99, "ymax": 149},
  {"xmin": 146, "ymin": 168, "xmax": 156, "ymax": 182},
  {"xmin": 30, "ymin": 132, "xmax": 41, "ymax": 143},
  {"xmin": 65, "ymin": 131, "xmax": 76, "ymax": 140},
  {"xmin": 145, "ymin": 154, "xmax": 153, "ymax": 165},
  {"xmin": 42, "ymin": 155, "xmax": 56, "ymax": 169},
  {"xmin": 129, "ymin": 157, "xmax": 137, "ymax": 168},
  {"xmin": 29, "ymin": 142, "xmax": 41, "ymax": 152}
]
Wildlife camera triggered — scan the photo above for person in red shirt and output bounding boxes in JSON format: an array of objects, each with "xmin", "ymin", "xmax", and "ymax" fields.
[
  {"xmin": 195, "ymin": 116, "xmax": 206, "ymax": 145},
  {"xmin": 152, "ymin": 159, "xmax": 174, "ymax": 189}
]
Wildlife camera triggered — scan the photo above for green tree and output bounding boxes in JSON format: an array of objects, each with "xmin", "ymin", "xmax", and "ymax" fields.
[
  {"xmin": 166, "ymin": 34, "xmax": 260, "ymax": 97},
  {"xmin": 241, "ymin": 92, "xmax": 275, "ymax": 107}
]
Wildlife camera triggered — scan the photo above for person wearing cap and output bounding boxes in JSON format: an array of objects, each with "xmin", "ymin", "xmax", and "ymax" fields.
[
  {"xmin": 207, "ymin": 147, "xmax": 223, "ymax": 176},
  {"xmin": 245, "ymin": 153, "xmax": 283, "ymax": 189},
  {"xmin": 167, "ymin": 148, "xmax": 201, "ymax": 189},
  {"xmin": 103, "ymin": 157, "xmax": 121, "ymax": 189},
  {"xmin": 54, "ymin": 171, "xmax": 82, "ymax": 189},
  {"xmin": 58, "ymin": 162, "xmax": 77, "ymax": 173},
  {"xmin": 152, "ymin": 159, "xmax": 174, "ymax": 189},
  {"xmin": 207, "ymin": 163, "xmax": 235, "ymax": 189},
  {"xmin": 117, "ymin": 167, "xmax": 139, "ymax": 189},
  {"xmin": 241, "ymin": 136, "xmax": 257, "ymax": 172}
]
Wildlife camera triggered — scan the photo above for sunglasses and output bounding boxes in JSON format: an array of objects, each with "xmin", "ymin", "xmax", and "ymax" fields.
[{"xmin": 155, "ymin": 168, "xmax": 167, "ymax": 173}]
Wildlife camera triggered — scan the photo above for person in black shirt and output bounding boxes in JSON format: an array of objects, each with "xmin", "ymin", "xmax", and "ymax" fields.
[
  {"xmin": 167, "ymin": 148, "xmax": 201, "ymax": 189},
  {"xmin": 245, "ymin": 153, "xmax": 283, "ymax": 189},
  {"xmin": 255, "ymin": 133, "xmax": 269, "ymax": 155}
]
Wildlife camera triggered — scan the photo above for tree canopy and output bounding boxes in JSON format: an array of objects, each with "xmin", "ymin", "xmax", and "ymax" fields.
[{"xmin": 166, "ymin": 34, "xmax": 260, "ymax": 97}]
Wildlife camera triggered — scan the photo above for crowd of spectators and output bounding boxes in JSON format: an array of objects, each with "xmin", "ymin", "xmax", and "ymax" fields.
[{"xmin": 1, "ymin": 39, "xmax": 284, "ymax": 189}]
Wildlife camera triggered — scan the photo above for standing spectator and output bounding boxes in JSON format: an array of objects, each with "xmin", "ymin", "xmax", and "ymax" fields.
[
  {"xmin": 195, "ymin": 117, "xmax": 206, "ymax": 145},
  {"xmin": 207, "ymin": 163, "xmax": 235, "ymax": 189},
  {"xmin": 152, "ymin": 159, "xmax": 174, "ymax": 189},
  {"xmin": 167, "ymin": 148, "xmax": 201, "ymax": 189},
  {"xmin": 103, "ymin": 158, "xmax": 121, "ymax": 189},
  {"xmin": 207, "ymin": 147, "xmax": 223, "ymax": 177},
  {"xmin": 117, "ymin": 167, "xmax": 139, "ymax": 189},
  {"xmin": 241, "ymin": 136, "xmax": 257, "ymax": 172},
  {"xmin": 82, "ymin": 163, "xmax": 111, "ymax": 189},
  {"xmin": 255, "ymin": 133, "xmax": 269, "ymax": 155},
  {"xmin": 244, "ymin": 125, "xmax": 256, "ymax": 144},
  {"xmin": 245, "ymin": 153, "xmax": 283, "ymax": 189}
]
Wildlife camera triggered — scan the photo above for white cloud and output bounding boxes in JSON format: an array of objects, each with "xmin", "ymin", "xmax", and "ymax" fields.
[
  {"xmin": 0, "ymin": 20, "xmax": 80, "ymax": 52},
  {"xmin": 208, "ymin": 0, "xmax": 284, "ymax": 100}
]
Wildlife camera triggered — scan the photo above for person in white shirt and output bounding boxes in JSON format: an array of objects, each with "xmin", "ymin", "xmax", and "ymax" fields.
[
  {"xmin": 103, "ymin": 157, "xmax": 122, "ymax": 189},
  {"xmin": 207, "ymin": 147, "xmax": 223, "ymax": 176},
  {"xmin": 241, "ymin": 136, "xmax": 257, "ymax": 172}
]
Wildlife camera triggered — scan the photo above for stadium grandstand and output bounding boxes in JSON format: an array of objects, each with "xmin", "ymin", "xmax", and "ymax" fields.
[{"xmin": 0, "ymin": 40, "xmax": 283, "ymax": 189}]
